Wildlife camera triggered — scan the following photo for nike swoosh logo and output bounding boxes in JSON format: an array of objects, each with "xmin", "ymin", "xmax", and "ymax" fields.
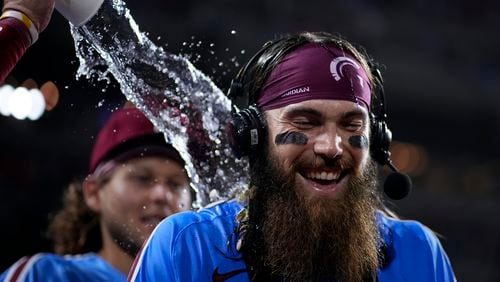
[{"xmin": 212, "ymin": 267, "xmax": 247, "ymax": 282}]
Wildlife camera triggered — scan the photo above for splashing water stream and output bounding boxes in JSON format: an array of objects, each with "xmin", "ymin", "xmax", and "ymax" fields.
[{"xmin": 71, "ymin": 0, "xmax": 249, "ymax": 207}]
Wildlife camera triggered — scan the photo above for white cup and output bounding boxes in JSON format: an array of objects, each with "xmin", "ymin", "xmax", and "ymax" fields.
[{"xmin": 55, "ymin": 0, "xmax": 104, "ymax": 27}]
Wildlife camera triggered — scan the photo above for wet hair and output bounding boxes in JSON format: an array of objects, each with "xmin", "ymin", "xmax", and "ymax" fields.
[{"xmin": 48, "ymin": 178, "xmax": 104, "ymax": 255}]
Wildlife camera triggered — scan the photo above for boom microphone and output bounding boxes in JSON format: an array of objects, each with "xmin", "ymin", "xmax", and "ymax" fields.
[{"xmin": 383, "ymin": 162, "xmax": 412, "ymax": 200}]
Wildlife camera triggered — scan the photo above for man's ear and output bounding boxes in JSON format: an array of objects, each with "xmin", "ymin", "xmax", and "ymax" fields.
[{"xmin": 83, "ymin": 177, "xmax": 101, "ymax": 212}]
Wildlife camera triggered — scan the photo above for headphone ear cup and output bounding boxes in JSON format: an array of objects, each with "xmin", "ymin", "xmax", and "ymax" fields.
[
  {"xmin": 226, "ymin": 110, "xmax": 248, "ymax": 158},
  {"xmin": 226, "ymin": 106, "xmax": 264, "ymax": 158},
  {"xmin": 370, "ymin": 115, "xmax": 392, "ymax": 166}
]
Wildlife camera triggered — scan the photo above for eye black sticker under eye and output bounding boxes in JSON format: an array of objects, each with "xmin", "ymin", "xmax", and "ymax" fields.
[
  {"xmin": 275, "ymin": 131, "xmax": 309, "ymax": 145},
  {"xmin": 349, "ymin": 135, "xmax": 369, "ymax": 149}
]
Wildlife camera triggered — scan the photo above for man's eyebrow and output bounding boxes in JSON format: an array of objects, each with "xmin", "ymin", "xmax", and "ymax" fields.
[
  {"xmin": 283, "ymin": 107, "xmax": 322, "ymax": 118},
  {"xmin": 283, "ymin": 106, "xmax": 368, "ymax": 120},
  {"xmin": 341, "ymin": 108, "xmax": 369, "ymax": 120}
]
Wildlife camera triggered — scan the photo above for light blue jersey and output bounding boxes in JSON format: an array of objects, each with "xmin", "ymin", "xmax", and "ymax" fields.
[
  {"xmin": 1, "ymin": 253, "xmax": 126, "ymax": 282},
  {"xmin": 129, "ymin": 200, "xmax": 456, "ymax": 282}
]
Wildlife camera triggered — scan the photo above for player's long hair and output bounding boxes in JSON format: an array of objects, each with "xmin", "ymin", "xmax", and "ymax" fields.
[{"xmin": 48, "ymin": 178, "xmax": 102, "ymax": 254}]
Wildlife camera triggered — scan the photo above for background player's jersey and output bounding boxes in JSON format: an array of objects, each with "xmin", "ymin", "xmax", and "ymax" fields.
[{"xmin": 1, "ymin": 253, "xmax": 126, "ymax": 282}]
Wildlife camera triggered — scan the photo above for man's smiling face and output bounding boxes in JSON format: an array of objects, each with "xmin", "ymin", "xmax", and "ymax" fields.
[{"xmin": 265, "ymin": 99, "xmax": 371, "ymax": 201}]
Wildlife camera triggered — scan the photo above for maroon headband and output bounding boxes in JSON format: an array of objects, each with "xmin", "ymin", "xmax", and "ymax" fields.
[{"xmin": 256, "ymin": 42, "xmax": 372, "ymax": 111}]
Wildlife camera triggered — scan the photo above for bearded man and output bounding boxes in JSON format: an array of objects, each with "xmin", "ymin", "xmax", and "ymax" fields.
[{"xmin": 129, "ymin": 31, "xmax": 456, "ymax": 282}]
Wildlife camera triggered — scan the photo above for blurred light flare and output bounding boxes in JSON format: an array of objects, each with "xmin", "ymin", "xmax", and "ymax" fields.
[
  {"xmin": 9, "ymin": 87, "xmax": 33, "ymax": 120},
  {"xmin": 0, "ymin": 85, "xmax": 14, "ymax": 116},
  {"xmin": 0, "ymin": 83, "xmax": 51, "ymax": 120},
  {"xmin": 28, "ymin": 89, "xmax": 46, "ymax": 120},
  {"xmin": 390, "ymin": 141, "xmax": 429, "ymax": 176}
]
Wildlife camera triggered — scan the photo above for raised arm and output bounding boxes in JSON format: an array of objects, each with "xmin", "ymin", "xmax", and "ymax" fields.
[{"xmin": 0, "ymin": 0, "xmax": 55, "ymax": 82}]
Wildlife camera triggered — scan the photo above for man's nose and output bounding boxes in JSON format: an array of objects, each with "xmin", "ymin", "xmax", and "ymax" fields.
[
  {"xmin": 313, "ymin": 127, "xmax": 343, "ymax": 158},
  {"xmin": 149, "ymin": 182, "xmax": 173, "ymax": 204}
]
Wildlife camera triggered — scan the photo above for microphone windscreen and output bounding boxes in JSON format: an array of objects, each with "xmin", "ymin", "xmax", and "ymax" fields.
[{"xmin": 384, "ymin": 172, "xmax": 412, "ymax": 200}]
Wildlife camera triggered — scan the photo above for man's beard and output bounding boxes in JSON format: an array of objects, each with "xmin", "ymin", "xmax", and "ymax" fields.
[{"xmin": 243, "ymin": 148, "xmax": 381, "ymax": 281}]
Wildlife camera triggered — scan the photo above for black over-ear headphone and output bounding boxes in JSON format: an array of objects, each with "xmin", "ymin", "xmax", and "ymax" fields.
[{"xmin": 225, "ymin": 39, "xmax": 411, "ymax": 199}]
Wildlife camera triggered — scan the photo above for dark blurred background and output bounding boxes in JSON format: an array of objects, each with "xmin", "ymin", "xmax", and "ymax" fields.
[{"xmin": 1, "ymin": 0, "xmax": 499, "ymax": 281}]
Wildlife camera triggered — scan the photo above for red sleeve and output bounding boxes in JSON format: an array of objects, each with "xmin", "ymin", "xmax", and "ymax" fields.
[{"xmin": 0, "ymin": 17, "xmax": 31, "ymax": 83}]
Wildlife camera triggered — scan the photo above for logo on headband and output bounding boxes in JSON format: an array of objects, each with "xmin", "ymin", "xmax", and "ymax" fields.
[
  {"xmin": 282, "ymin": 86, "xmax": 310, "ymax": 98},
  {"xmin": 330, "ymin": 56, "xmax": 364, "ymax": 88}
]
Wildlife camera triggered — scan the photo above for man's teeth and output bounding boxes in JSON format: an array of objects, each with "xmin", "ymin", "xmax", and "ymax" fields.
[{"xmin": 307, "ymin": 171, "xmax": 340, "ymax": 181}]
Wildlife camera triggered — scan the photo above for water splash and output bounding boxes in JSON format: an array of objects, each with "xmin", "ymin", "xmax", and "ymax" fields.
[{"xmin": 70, "ymin": 0, "xmax": 249, "ymax": 207}]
